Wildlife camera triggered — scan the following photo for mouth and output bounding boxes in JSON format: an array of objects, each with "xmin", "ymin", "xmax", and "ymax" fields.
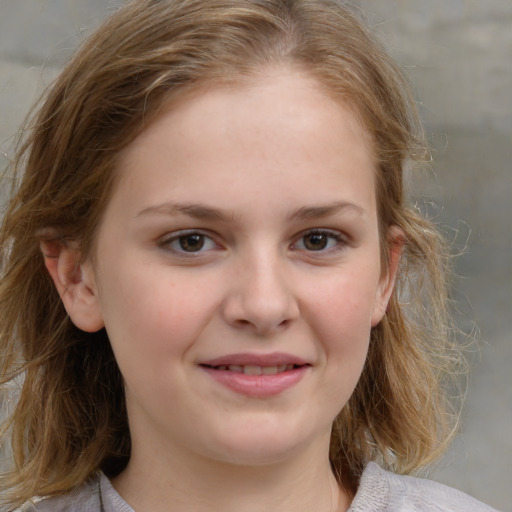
[
  {"xmin": 198, "ymin": 354, "xmax": 310, "ymax": 397},
  {"xmin": 200, "ymin": 363, "xmax": 304, "ymax": 375}
]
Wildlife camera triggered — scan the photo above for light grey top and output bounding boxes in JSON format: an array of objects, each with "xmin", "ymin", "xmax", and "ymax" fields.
[{"xmin": 18, "ymin": 462, "xmax": 499, "ymax": 512}]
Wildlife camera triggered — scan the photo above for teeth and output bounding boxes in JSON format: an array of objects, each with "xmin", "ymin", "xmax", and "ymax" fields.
[
  {"xmin": 216, "ymin": 364, "xmax": 297, "ymax": 374},
  {"xmin": 243, "ymin": 365, "xmax": 262, "ymax": 375}
]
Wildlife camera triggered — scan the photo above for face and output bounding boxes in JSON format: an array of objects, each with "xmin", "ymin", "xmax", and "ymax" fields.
[{"xmin": 79, "ymin": 67, "xmax": 398, "ymax": 468}]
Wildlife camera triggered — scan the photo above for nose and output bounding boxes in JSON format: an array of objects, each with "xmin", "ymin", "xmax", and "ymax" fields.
[{"xmin": 221, "ymin": 251, "xmax": 300, "ymax": 336}]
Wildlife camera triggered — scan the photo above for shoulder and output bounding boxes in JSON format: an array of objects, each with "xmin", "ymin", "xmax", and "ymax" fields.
[
  {"xmin": 14, "ymin": 475, "xmax": 100, "ymax": 512},
  {"xmin": 349, "ymin": 462, "xmax": 500, "ymax": 512},
  {"xmin": 14, "ymin": 472, "xmax": 132, "ymax": 512}
]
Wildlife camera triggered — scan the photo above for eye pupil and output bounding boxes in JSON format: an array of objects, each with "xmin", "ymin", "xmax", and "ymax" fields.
[
  {"xmin": 304, "ymin": 233, "xmax": 328, "ymax": 251},
  {"xmin": 179, "ymin": 234, "xmax": 205, "ymax": 252}
]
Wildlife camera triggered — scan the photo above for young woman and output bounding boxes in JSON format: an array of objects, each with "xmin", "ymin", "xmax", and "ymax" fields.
[{"xmin": 0, "ymin": 1, "xmax": 498, "ymax": 511}]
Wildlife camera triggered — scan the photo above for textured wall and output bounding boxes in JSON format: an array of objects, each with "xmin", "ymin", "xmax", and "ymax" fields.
[
  {"xmin": 1, "ymin": 1, "xmax": 510, "ymax": 510},
  {"xmin": 356, "ymin": 3, "xmax": 511, "ymax": 511}
]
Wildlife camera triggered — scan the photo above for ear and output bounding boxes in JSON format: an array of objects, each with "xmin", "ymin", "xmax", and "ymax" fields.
[
  {"xmin": 371, "ymin": 226, "xmax": 404, "ymax": 327},
  {"xmin": 40, "ymin": 236, "xmax": 105, "ymax": 333}
]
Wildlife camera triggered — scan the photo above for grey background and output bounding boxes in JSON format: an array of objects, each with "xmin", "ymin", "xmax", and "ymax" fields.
[{"xmin": 0, "ymin": 1, "xmax": 510, "ymax": 510}]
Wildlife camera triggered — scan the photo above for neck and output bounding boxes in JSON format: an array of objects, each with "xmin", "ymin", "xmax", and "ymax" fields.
[{"xmin": 111, "ymin": 437, "xmax": 351, "ymax": 512}]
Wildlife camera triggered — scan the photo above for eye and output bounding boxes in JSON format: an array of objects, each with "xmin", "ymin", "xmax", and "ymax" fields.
[
  {"xmin": 160, "ymin": 231, "xmax": 218, "ymax": 254},
  {"xmin": 293, "ymin": 230, "xmax": 344, "ymax": 252}
]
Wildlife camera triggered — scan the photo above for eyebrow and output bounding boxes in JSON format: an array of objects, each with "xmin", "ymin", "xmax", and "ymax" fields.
[
  {"xmin": 289, "ymin": 201, "xmax": 366, "ymax": 221},
  {"xmin": 136, "ymin": 202, "xmax": 234, "ymax": 221},
  {"xmin": 136, "ymin": 200, "xmax": 365, "ymax": 222}
]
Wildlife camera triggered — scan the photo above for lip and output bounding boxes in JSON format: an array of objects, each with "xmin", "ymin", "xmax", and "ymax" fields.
[
  {"xmin": 200, "ymin": 352, "xmax": 309, "ymax": 368},
  {"xmin": 199, "ymin": 352, "xmax": 311, "ymax": 398}
]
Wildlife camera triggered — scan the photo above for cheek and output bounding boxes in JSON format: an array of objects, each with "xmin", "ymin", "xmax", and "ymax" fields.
[
  {"xmin": 307, "ymin": 267, "xmax": 380, "ymax": 337},
  {"xmin": 304, "ymin": 272, "xmax": 378, "ymax": 412},
  {"xmin": 97, "ymin": 262, "xmax": 217, "ymax": 364},
  {"xmin": 302, "ymin": 264, "xmax": 381, "ymax": 386}
]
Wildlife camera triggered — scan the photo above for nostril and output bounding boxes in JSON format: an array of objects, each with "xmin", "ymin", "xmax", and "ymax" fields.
[
  {"xmin": 233, "ymin": 317, "xmax": 292, "ymax": 334},
  {"xmin": 236, "ymin": 319, "xmax": 252, "ymax": 327},
  {"xmin": 222, "ymin": 287, "xmax": 299, "ymax": 335}
]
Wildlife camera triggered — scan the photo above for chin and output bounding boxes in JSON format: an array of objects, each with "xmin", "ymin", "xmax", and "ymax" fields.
[{"xmin": 202, "ymin": 419, "xmax": 322, "ymax": 467}]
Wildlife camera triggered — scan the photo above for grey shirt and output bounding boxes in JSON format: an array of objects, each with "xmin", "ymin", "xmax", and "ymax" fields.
[{"xmin": 18, "ymin": 462, "xmax": 499, "ymax": 512}]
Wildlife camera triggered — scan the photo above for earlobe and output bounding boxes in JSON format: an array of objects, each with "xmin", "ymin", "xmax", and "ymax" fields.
[
  {"xmin": 371, "ymin": 226, "xmax": 404, "ymax": 327},
  {"xmin": 40, "ymin": 236, "xmax": 105, "ymax": 333}
]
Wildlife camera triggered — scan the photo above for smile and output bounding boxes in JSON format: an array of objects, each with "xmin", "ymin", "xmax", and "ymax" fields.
[
  {"xmin": 199, "ymin": 354, "xmax": 310, "ymax": 397},
  {"xmin": 203, "ymin": 364, "xmax": 298, "ymax": 375}
]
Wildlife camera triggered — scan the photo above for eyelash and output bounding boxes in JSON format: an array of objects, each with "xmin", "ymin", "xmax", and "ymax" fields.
[
  {"xmin": 158, "ymin": 230, "xmax": 220, "ymax": 255},
  {"xmin": 292, "ymin": 229, "xmax": 347, "ymax": 253},
  {"xmin": 158, "ymin": 229, "xmax": 348, "ymax": 256}
]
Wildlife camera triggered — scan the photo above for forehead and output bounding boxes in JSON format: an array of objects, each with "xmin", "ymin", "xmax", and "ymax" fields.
[
  {"xmin": 111, "ymin": 66, "xmax": 377, "ymax": 220},
  {"xmin": 124, "ymin": 65, "xmax": 372, "ymax": 151}
]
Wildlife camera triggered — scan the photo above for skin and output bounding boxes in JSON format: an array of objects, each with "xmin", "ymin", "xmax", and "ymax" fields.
[{"xmin": 44, "ymin": 66, "xmax": 401, "ymax": 512}]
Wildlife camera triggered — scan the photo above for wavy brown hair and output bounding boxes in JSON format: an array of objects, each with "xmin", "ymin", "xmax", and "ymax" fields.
[{"xmin": 0, "ymin": 0, "xmax": 463, "ymax": 507}]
